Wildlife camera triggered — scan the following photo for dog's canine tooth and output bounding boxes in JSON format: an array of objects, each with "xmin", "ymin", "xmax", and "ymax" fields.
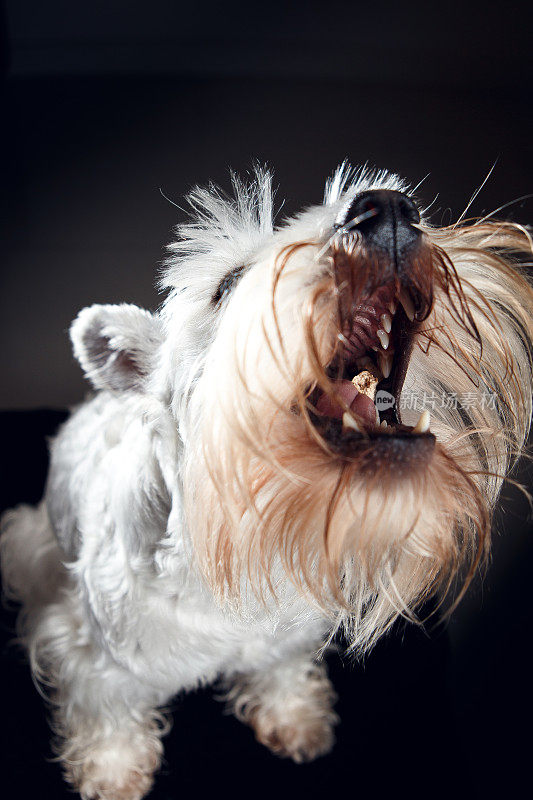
[
  {"xmin": 380, "ymin": 419, "xmax": 388, "ymax": 428},
  {"xmin": 413, "ymin": 410, "xmax": 430, "ymax": 433},
  {"xmin": 380, "ymin": 313, "xmax": 392, "ymax": 334},
  {"xmin": 399, "ymin": 289, "xmax": 415, "ymax": 322},
  {"xmin": 342, "ymin": 412, "xmax": 363, "ymax": 433},
  {"xmin": 378, "ymin": 351, "xmax": 393, "ymax": 379},
  {"xmin": 376, "ymin": 329, "xmax": 389, "ymax": 350},
  {"xmin": 387, "ymin": 300, "xmax": 397, "ymax": 315}
]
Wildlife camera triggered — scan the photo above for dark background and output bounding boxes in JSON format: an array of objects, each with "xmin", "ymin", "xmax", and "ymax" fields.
[{"xmin": 1, "ymin": 2, "xmax": 532, "ymax": 798}]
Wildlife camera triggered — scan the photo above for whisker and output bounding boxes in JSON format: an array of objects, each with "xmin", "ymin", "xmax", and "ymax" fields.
[
  {"xmin": 454, "ymin": 159, "xmax": 498, "ymax": 227},
  {"xmin": 411, "ymin": 172, "xmax": 431, "ymax": 194},
  {"xmin": 419, "ymin": 193, "xmax": 440, "ymax": 217},
  {"xmin": 477, "ymin": 194, "xmax": 533, "ymax": 225}
]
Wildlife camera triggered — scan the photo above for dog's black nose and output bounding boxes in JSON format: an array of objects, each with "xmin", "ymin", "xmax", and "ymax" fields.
[{"xmin": 340, "ymin": 189, "xmax": 421, "ymax": 256}]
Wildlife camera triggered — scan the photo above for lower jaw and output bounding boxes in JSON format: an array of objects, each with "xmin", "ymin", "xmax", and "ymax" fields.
[{"xmin": 308, "ymin": 414, "xmax": 437, "ymax": 469}]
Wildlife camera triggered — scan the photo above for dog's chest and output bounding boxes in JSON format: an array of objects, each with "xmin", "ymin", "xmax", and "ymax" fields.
[{"xmin": 126, "ymin": 573, "xmax": 329, "ymax": 691}]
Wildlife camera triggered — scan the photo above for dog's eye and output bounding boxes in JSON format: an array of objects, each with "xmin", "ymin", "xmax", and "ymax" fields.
[{"xmin": 213, "ymin": 265, "xmax": 247, "ymax": 306}]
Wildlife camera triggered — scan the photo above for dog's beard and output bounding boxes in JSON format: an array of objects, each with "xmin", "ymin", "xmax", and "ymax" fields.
[{"xmin": 183, "ymin": 221, "xmax": 533, "ymax": 652}]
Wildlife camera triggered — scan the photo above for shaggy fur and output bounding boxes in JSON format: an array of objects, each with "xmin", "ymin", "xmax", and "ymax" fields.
[{"xmin": 1, "ymin": 164, "xmax": 532, "ymax": 800}]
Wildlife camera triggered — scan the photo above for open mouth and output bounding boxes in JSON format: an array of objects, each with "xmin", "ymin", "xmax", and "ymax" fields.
[{"xmin": 307, "ymin": 282, "xmax": 435, "ymax": 455}]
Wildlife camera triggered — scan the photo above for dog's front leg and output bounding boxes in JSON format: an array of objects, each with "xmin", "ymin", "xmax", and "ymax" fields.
[{"xmin": 224, "ymin": 653, "xmax": 338, "ymax": 763}]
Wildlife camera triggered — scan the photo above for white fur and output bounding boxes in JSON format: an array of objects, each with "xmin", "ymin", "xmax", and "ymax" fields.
[{"xmin": 2, "ymin": 164, "xmax": 531, "ymax": 799}]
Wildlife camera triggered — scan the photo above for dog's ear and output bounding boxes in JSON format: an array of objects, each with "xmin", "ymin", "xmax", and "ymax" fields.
[{"xmin": 70, "ymin": 304, "xmax": 163, "ymax": 392}]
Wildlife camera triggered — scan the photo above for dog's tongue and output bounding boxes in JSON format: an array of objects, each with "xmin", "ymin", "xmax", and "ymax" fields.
[{"xmin": 316, "ymin": 380, "xmax": 377, "ymax": 426}]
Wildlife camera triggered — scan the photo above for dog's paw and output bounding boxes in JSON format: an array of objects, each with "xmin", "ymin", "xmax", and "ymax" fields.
[
  {"xmin": 228, "ymin": 660, "xmax": 338, "ymax": 764},
  {"xmin": 65, "ymin": 733, "xmax": 161, "ymax": 800},
  {"xmin": 78, "ymin": 769, "xmax": 154, "ymax": 800},
  {"xmin": 253, "ymin": 697, "xmax": 336, "ymax": 763}
]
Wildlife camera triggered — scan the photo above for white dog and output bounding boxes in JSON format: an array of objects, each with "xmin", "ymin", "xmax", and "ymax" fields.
[{"xmin": 2, "ymin": 165, "xmax": 532, "ymax": 800}]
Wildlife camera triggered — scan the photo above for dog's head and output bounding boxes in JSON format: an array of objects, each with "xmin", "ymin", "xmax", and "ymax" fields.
[{"xmin": 72, "ymin": 165, "xmax": 533, "ymax": 651}]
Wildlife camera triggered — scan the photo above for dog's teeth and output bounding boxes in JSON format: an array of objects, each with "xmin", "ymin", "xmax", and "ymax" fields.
[
  {"xmin": 399, "ymin": 290, "xmax": 415, "ymax": 322},
  {"xmin": 342, "ymin": 412, "xmax": 363, "ymax": 433},
  {"xmin": 380, "ymin": 419, "xmax": 388, "ymax": 428},
  {"xmin": 413, "ymin": 410, "xmax": 430, "ymax": 434},
  {"xmin": 376, "ymin": 329, "xmax": 389, "ymax": 350},
  {"xmin": 378, "ymin": 351, "xmax": 393, "ymax": 379},
  {"xmin": 380, "ymin": 313, "xmax": 392, "ymax": 334},
  {"xmin": 387, "ymin": 301, "xmax": 397, "ymax": 315}
]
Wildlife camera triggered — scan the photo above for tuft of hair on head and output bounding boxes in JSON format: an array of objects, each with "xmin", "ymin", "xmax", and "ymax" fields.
[{"xmin": 160, "ymin": 164, "xmax": 275, "ymax": 297}]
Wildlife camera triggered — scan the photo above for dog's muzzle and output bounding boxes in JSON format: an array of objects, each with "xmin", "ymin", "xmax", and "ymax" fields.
[{"xmin": 308, "ymin": 189, "xmax": 435, "ymax": 464}]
